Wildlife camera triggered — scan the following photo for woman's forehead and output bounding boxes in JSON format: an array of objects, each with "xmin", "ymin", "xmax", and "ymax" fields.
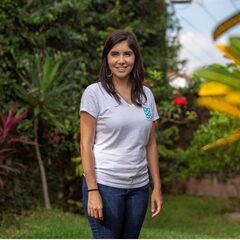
[{"xmin": 110, "ymin": 41, "xmax": 132, "ymax": 51}]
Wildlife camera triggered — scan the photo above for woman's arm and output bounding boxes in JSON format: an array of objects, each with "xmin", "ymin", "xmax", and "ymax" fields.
[
  {"xmin": 80, "ymin": 112, "xmax": 103, "ymax": 220},
  {"xmin": 146, "ymin": 123, "xmax": 163, "ymax": 218}
]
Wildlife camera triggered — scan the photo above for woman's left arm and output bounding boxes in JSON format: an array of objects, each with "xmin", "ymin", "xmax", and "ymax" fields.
[{"xmin": 146, "ymin": 123, "xmax": 163, "ymax": 218}]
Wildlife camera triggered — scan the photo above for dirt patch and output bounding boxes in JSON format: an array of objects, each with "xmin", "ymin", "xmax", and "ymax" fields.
[{"xmin": 225, "ymin": 212, "xmax": 240, "ymax": 221}]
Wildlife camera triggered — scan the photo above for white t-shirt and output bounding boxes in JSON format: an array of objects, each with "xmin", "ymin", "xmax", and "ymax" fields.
[{"xmin": 80, "ymin": 82, "xmax": 159, "ymax": 189}]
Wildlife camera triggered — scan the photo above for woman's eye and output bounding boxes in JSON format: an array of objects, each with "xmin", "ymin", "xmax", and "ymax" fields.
[{"xmin": 110, "ymin": 52, "xmax": 119, "ymax": 56}]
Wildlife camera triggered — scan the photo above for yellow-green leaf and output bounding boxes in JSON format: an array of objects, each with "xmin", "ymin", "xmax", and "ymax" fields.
[
  {"xmin": 224, "ymin": 92, "xmax": 240, "ymax": 106},
  {"xmin": 217, "ymin": 44, "xmax": 240, "ymax": 65},
  {"xmin": 202, "ymin": 131, "xmax": 240, "ymax": 150},
  {"xmin": 198, "ymin": 81, "xmax": 230, "ymax": 96},
  {"xmin": 197, "ymin": 97, "xmax": 240, "ymax": 118}
]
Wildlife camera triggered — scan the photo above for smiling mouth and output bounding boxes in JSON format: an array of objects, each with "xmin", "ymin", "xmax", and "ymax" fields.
[{"xmin": 116, "ymin": 67, "xmax": 127, "ymax": 72}]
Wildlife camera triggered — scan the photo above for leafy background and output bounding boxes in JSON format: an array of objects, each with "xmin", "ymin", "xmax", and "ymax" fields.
[{"xmin": 1, "ymin": 0, "xmax": 240, "ymax": 217}]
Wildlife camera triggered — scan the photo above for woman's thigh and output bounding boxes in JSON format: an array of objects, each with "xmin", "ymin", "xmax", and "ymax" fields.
[{"xmin": 121, "ymin": 184, "xmax": 149, "ymax": 238}]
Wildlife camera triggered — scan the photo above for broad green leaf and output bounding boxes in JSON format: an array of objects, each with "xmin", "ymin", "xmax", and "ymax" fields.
[
  {"xmin": 229, "ymin": 37, "xmax": 240, "ymax": 59},
  {"xmin": 196, "ymin": 67, "xmax": 240, "ymax": 90}
]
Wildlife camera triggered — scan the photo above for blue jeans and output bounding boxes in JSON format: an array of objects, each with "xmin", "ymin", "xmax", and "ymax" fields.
[{"xmin": 82, "ymin": 177, "xmax": 149, "ymax": 239}]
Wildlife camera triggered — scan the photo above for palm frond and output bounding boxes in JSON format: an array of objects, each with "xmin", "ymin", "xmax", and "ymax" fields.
[
  {"xmin": 42, "ymin": 56, "xmax": 61, "ymax": 92},
  {"xmin": 16, "ymin": 53, "xmax": 74, "ymax": 131},
  {"xmin": 33, "ymin": 54, "xmax": 42, "ymax": 89}
]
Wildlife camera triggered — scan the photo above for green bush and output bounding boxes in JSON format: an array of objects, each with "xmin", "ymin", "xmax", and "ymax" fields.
[{"xmin": 162, "ymin": 112, "xmax": 240, "ymax": 185}]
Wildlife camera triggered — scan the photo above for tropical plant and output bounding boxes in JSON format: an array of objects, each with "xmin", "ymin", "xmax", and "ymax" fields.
[
  {"xmin": 0, "ymin": 104, "xmax": 31, "ymax": 188},
  {"xmin": 15, "ymin": 53, "xmax": 74, "ymax": 209},
  {"xmin": 195, "ymin": 36, "xmax": 240, "ymax": 150}
]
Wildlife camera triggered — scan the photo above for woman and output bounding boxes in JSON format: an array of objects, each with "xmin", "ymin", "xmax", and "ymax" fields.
[{"xmin": 80, "ymin": 29, "xmax": 163, "ymax": 239}]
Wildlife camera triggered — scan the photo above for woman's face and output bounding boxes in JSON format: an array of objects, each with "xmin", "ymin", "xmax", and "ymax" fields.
[{"xmin": 107, "ymin": 40, "xmax": 135, "ymax": 82}]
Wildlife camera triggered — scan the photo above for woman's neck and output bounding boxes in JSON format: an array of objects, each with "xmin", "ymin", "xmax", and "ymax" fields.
[{"xmin": 113, "ymin": 77, "xmax": 131, "ymax": 91}]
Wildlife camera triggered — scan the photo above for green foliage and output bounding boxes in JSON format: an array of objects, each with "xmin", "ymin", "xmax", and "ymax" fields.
[
  {"xmin": 0, "ymin": 213, "xmax": 19, "ymax": 230},
  {"xmin": 16, "ymin": 53, "xmax": 75, "ymax": 131},
  {"xmin": 1, "ymin": 163, "xmax": 42, "ymax": 212},
  {"xmin": 158, "ymin": 125, "xmax": 180, "ymax": 148},
  {"xmin": 196, "ymin": 63, "xmax": 240, "ymax": 90},
  {"xmin": 0, "ymin": 0, "xmax": 181, "ymax": 210},
  {"xmin": 65, "ymin": 157, "xmax": 83, "ymax": 213},
  {"xmin": 146, "ymin": 69, "xmax": 171, "ymax": 101},
  {"xmin": 155, "ymin": 110, "xmax": 240, "ymax": 184},
  {"xmin": 14, "ymin": 53, "xmax": 78, "ymax": 208},
  {"xmin": 194, "ymin": 38, "xmax": 240, "ymax": 149},
  {"xmin": 168, "ymin": 112, "xmax": 240, "ymax": 181},
  {"xmin": 69, "ymin": 157, "xmax": 83, "ymax": 177}
]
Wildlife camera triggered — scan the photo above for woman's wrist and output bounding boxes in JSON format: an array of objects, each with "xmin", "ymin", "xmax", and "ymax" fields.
[
  {"xmin": 87, "ymin": 188, "xmax": 99, "ymax": 192},
  {"xmin": 152, "ymin": 184, "xmax": 162, "ymax": 191}
]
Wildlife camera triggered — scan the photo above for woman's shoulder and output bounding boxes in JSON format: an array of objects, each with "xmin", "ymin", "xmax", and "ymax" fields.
[
  {"xmin": 85, "ymin": 82, "xmax": 100, "ymax": 91},
  {"xmin": 84, "ymin": 82, "xmax": 109, "ymax": 102},
  {"xmin": 84, "ymin": 82, "xmax": 103, "ymax": 95},
  {"xmin": 143, "ymin": 85, "xmax": 153, "ymax": 96}
]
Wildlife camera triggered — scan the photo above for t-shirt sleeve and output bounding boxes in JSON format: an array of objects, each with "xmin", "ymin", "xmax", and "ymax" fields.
[
  {"xmin": 80, "ymin": 86, "xmax": 99, "ymax": 118},
  {"xmin": 148, "ymin": 89, "xmax": 159, "ymax": 121}
]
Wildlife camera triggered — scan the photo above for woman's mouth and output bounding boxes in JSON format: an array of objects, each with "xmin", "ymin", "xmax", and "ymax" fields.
[{"xmin": 116, "ymin": 67, "xmax": 127, "ymax": 72}]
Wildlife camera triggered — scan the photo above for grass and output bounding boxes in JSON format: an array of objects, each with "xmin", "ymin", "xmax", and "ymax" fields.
[
  {"xmin": 1, "ymin": 195, "xmax": 240, "ymax": 238},
  {"xmin": 141, "ymin": 195, "xmax": 240, "ymax": 238},
  {"xmin": 0, "ymin": 208, "xmax": 91, "ymax": 239}
]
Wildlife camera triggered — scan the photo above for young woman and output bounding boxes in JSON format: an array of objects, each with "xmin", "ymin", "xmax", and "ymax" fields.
[{"xmin": 80, "ymin": 29, "xmax": 163, "ymax": 239}]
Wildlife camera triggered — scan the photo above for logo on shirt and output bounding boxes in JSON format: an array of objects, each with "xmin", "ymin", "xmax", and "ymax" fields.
[{"xmin": 143, "ymin": 107, "xmax": 152, "ymax": 121}]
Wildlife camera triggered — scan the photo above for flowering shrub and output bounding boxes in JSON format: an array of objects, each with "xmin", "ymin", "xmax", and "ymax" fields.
[
  {"xmin": 0, "ymin": 104, "xmax": 32, "ymax": 188},
  {"xmin": 173, "ymin": 96, "xmax": 188, "ymax": 105}
]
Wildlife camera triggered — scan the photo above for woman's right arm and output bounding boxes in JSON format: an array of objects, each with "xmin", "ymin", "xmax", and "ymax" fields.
[{"xmin": 80, "ymin": 111, "xmax": 103, "ymax": 220}]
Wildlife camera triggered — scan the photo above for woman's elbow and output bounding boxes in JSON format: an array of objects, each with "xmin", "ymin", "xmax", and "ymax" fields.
[{"xmin": 80, "ymin": 142, "xmax": 92, "ymax": 155}]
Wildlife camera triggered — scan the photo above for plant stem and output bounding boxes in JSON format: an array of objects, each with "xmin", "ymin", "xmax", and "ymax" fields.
[{"xmin": 34, "ymin": 117, "xmax": 51, "ymax": 209}]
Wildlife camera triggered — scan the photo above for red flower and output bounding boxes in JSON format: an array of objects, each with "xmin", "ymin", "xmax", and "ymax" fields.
[{"xmin": 173, "ymin": 97, "xmax": 188, "ymax": 105}]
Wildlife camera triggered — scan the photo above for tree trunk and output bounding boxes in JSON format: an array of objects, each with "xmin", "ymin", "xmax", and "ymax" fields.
[{"xmin": 34, "ymin": 117, "xmax": 51, "ymax": 209}]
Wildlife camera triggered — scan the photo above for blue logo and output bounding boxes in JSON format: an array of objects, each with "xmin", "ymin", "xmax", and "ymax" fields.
[{"xmin": 143, "ymin": 107, "xmax": 152, "ymax": 121}]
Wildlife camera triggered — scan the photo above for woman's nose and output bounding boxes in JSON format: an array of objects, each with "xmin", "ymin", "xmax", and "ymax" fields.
[{"xmin": 118, "ymin": 54, "xmax": 125, "ymax": 63}]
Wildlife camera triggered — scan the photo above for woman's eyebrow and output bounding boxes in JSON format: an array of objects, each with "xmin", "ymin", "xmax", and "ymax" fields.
[
  {"xmin": 124, "ymin": 50, "xmax": 133, "ymax": 53},
  {"xmin": 110, "ymin": 49, "xmax": 133, "ymax": 52}
]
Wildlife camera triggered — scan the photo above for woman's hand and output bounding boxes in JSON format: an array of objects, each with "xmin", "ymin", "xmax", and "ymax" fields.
[
  {"xmin": 151, "ymin": 188, "xmax": 163, "ymax": 218},
  {"xmin": 88, "ymin": 191, "xmax": 104, "ymax": 220}
]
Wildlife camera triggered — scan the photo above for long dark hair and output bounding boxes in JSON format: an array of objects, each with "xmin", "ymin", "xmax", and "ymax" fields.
[{"xmin": 99, "ymin": 29, "xmax": 146, "ymax": 106}]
